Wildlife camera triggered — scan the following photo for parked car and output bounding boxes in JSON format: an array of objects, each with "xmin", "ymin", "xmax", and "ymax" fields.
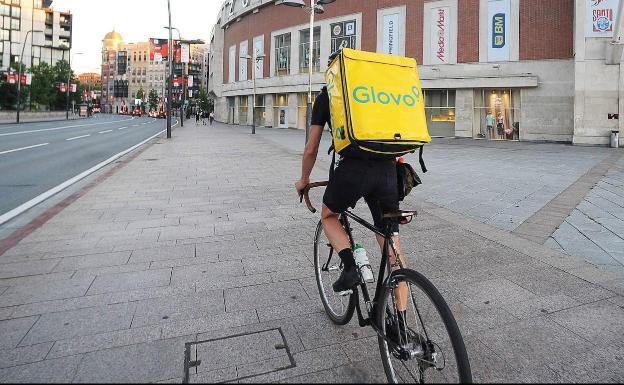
[{"xmin": 132, "ymin": 107, "xmax": 142, "ymax": 117}]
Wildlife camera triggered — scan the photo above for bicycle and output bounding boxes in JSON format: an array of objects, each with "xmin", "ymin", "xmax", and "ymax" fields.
[{"xmin": 301, "ymin": 182, "xmax": 472, "ymax": 384}]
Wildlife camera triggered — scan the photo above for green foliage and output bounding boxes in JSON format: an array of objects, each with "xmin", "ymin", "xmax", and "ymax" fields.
[
  {"xmin": 136, "ymin": 88, "xmax": 145, "ymax": 101},
  {"xmin": 30, "ymin": 62, "xmax": 56, "ymax": 110},
  {"xmin": 148, "ymin": 89, "xmax": 159, "ymax": 111},
  {"xmin": 197, "ymin": 90, "xmax": 213, "ymax": 113}
]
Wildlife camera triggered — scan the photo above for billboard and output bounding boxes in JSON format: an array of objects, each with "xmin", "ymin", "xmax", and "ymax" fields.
[
  {"xmin": 488, "ymin": 0, "xmax": 511, "ymax": 61},
  {"xmin": 331, "ymin": 20, "xmax": 357, "ymax": 52},
  {"xmin": 586, "ymin": 0, "xmax": 621, "ymax": 37},
  {"xmin": 150, "ymin": 38, "xmax": 181, "ymax": 62},
  {"xmin": 382, "ymin": 12, "xmax": 401, "ymax": 55},
  {"xmin": 430, "ymin": 7, "xmax": 451, "ymax": 64}
]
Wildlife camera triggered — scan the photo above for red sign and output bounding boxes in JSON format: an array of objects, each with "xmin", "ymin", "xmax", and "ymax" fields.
[
  {"xmin": 150, "ymin": 38, "xmax": 180, "ymax": 62},
  {"xmin": 59, "ymin": 83, "xmax": 67, "ymax": 92},
  {"xmin": 6, "ymin": 73, "xmax": 17, "ymax": 84}
]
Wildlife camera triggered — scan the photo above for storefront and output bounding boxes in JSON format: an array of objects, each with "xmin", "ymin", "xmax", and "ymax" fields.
[
  {"xmin": 474, "ymin": 89, "xmax": 521, "ymax": 141},
  {"xmin": 273, "ymin": 94, "xmax": 288, "ymax": 128},
  {"xmin": 254, "ymin": 95, "xmax": 265, "ymax": 127},
  {"xmin": 297, "ymin": 92, "xmax": 320, "ymax": 130},
  {"xmin": 424, "ymin": 90, "xmax": 456, "ymax": 137},
  {"xmin": 227, "ymin": 97, "xmax": 235, "ymax": 124},
  {"xmin": 238, "ymin": 95, "xmax": 248, "ymax": 125}
]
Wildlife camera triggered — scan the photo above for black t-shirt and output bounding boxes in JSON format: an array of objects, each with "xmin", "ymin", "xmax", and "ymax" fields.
[{"xmin": 311, "ymin": 87, "xmax": 331, "ymax": 129}]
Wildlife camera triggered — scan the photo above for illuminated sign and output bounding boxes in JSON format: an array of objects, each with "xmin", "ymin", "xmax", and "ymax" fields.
[{"xmin": 492, "ymin": 13, "xmax": 505, "ymax": 48}]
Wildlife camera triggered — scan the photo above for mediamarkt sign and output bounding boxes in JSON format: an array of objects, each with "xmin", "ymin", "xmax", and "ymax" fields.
[{"xmin": 431, "ymin": 7, "xmax": 450, "ymax": 64}]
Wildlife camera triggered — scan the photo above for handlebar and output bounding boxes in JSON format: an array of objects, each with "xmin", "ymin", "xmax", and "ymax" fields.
[{"xmin": 299, "ymin": 181, "xmax": 329, "ymax": 213}]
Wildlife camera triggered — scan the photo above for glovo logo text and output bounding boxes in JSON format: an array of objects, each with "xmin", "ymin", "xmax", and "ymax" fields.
[{"xmin": 352, "ymin": 86, "xmax": 422, "ymax": 107}]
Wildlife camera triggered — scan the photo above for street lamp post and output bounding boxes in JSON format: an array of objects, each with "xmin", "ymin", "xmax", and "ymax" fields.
[
  {"xmin": 277, "ymin": 0, "xmax": 336, "ymax": 143},
  {"xmin": 240, "ymin": 53, "xmax": 265, "ymax": 135},
  {"xmin": 166, "ymin": 0, "xmax": 173, "ymax": 138},
  {"xmin": 66, "ymin": 51, "xmax": 83, "ymax": 120},
  {"xmin": 17, "ymin": 30, "xmax": 43, "ymax": 124}
]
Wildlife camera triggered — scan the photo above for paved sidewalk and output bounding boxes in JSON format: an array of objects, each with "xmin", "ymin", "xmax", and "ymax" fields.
[{"xmin": 0, "ymin": 121, "xmax": 622, "ymax": 383}]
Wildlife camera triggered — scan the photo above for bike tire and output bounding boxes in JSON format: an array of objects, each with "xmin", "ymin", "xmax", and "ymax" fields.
[
  {"xmin": 376, "ymin": 269, "xmax": 472, "ymax": 384},
  {"xmin": 314, "ymin": 220, "xmax": 356, "ymax": 325}
]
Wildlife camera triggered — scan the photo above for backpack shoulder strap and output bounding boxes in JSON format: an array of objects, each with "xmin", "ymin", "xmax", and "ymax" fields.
[{"xmin": 419, "ymin": 146, "xmax": 428, "ymax": 174}]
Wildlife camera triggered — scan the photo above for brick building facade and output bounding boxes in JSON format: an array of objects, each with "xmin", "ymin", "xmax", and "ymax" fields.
[{"xmin": 209, "ymin": 0, "xmax": 623, "ymax": 146}]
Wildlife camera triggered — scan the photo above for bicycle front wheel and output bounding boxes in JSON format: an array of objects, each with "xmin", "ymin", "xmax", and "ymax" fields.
[
  {"xmin": 314, "ymin": 220, "xmax": 355, "ymax": 325},
  {"xmin": 377, "ymin": 269, "xmax": 472, "ymax": 383}
]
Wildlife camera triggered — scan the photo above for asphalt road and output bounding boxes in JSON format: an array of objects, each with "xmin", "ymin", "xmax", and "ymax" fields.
[{"xmin": 0, "ymin": 114, "xmax": 170, "ymax": 218}]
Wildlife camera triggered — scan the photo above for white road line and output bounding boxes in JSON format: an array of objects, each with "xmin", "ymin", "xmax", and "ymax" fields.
[
  {"xmin": 0, "ymin": 127, "xmax": 171, "ymax": 226},
  {"xmin": 98, "ymin": 130, "xmax": 113, "ymax": 134},
  {"xmin": 132, "ymin": 124, "xmax": 140, "ymax": 127},
  {"xmin": 66, "ymin": 135, "xmax": 91, "ymax": 141},
  {"xmin": 118, "ymin": 126, "xmax": 128, "ymax": 130},
  {"xmin": 0, "ymin": 143, "xmax": 49, "ymax": 155},
  {"xmin": 0, "ymin": 118, "xmax": 134, "ymax": 137}
]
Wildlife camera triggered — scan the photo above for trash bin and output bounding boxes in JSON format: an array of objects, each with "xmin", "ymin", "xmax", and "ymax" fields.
[{"xmin": 611, "ymin": 130, "xmax": 620, "ymax": 148}]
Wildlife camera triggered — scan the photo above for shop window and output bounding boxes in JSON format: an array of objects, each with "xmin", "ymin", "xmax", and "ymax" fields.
[
  {"xmin": 254, "ymin": 94, "xmax": 265, "ymax": 127},
  {"xmin": 274, "ymin": 93, "xmax": 289, "ymax": 128},
  {"xmin": 297, "ymin": 92, "xmax": 319, "ymax": 130},
  {"xmin": 299, "ymin": 27, "xmax": 320, "ymax": 73},
  {"xmin": 227, "ymin": 96, "xmax": 235, "ymax": 124},
  {"xmin": 274, "ymin": 33, "xmax": 291, "ymax": 76},
  {"xmin": 424, "ymin": 89, "xmax": 456, "ymax": 137},
  {"xmin": 474, "ymin": 89, "xmax": 520, "ymax": 140}
]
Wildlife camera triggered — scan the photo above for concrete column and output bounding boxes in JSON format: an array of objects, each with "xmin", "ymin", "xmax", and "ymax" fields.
[
  {"xmin": 233, "ymin": 96, "xmax": 240, "ymax": 125},
  {"xmin": 265, "ymin": 94, "xmax": 274, "ymax": 127},
  {"xmin": 247, "ymin": 94, "xmax": 254, "ymax": 125},
  {"xmin": 288, "ymin": 93, "xmax": 298, "ymax": 129},
  {"xmin": 455, "ymin": 89, "xmax": 474, "ymax": 138}
]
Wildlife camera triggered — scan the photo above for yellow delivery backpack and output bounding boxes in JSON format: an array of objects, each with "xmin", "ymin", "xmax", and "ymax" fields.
[{"xmin": 325, "ymin": 48, "xmax": 431, "ymax": 159}]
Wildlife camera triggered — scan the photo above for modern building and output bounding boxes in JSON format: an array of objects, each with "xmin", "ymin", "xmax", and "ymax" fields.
[
  {"xmin": 208, "ymin": 0, "xmax": 623, "ymax": 146},
  {"xmin": 0, "ymin": 0, "xmax": 72, "ymax": 71}
]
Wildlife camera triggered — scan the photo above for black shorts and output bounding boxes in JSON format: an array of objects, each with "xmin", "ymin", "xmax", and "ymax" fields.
[{"xmin": 323, "ymin": 157, "xmax": 400, "ymax": 232}]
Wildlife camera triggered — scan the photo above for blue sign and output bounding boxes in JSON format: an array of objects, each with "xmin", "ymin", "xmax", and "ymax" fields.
[{"xmin": 492, "ymin": 13, "xmax": 506, "ymax": 48}]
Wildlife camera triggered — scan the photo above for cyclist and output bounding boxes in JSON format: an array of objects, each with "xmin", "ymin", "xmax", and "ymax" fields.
[{"xmin": 295, "ymin": 52, "xmax": 408, "ymax": 309}]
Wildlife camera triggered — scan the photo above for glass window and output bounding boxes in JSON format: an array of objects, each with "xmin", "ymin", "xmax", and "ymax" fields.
[
  {"xmin": 474, "ymin": 89, "xmax": 520, "ymax": 140},
  {"xmin": 423, "ymin": 90, "xmax": 456, "ymax": 137},
  {"xmin": 299, "ymin": 27, "xmax": 320, "ymax": 73},
  {"xmin": 239, "ymin": 96, "xmax": 248, "ymax": 125},
  {"xmin": 330, "ymin": 20, "xmax": 358, "ymax": 52},
  {"xmin": 274, "ymin": 33, "xmax": 291, "ymax": 76}
]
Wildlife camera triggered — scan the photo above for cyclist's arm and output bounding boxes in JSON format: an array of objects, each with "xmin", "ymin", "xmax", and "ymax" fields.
[{"xmin": 299, "ymin": 124, "xmax": 324, "ymax": 186}]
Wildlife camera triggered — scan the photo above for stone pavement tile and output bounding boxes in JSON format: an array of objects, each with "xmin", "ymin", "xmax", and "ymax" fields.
[
  {"xmin": 544, "ymin": 343, "xmax": 624, "ymax": 383},
  {"xmin": 566, "ymin": 264, "xmax": 624, "ymax": 285},
  {"xmin": 0, "ymin": 317, "xmax": 38, "ymax": 349},
  {"xmin": 256, "ymin": 299, "xmax": 324, "ymax": 323},
  {"xmin": 446, "ymin": 301, "xmax": 520, "ymax": 336},
  {"xmin": 170, "ymin": 261, "xmax": 244, "ymax": 287},
  {"xmin": 0, "ymin": 277, "xmax": 94, "ymax": 308},
  {"xmin": 156, "ymin": 377, "xmax": 183, "ymax": 384},
  {"xmin": 189, "ymin": 367, "xmax": 237, "ymax": 383},
  {"xmin": 0, "ymin": 271, "xmax": 74, "ymax": 288},
  {"xmin": 547, "ymin": 299, "xmax": 624, "ymax": 347},
  {"xmin": 269, "ymin": 266, "xmax": 315, "ymax": 282},
  {"xmin": 125, "ymin": 217, "xmax": 181, "ymax": 231},
  {"xmin": 499, "ymin": 294, "xmax": 580, "ymax": 319},
  {"xmin": 0, "ymin": 355, "xmax": 83, "ymax": 383},
  {"xmin": 478, "ymin": 317, "xmax": 604, "ymax": 380},
  {"xmin": 224, "ymin": 280, "xmax": 310, "ymax": 313},
  {"xmin": 289, "ymin": 312, "xmax": 376, "ymax": 351},
  {"xmin": 47, "ymin": 325, "xmax": 161, "ymax": 359},
  {"xmin": 52, "ymin": 251, "xmax": 131, "ymax": 272},
  {"xmin": 0, "ymin": 259, "xmax": 60, "ymax": 279},
  {"xmin": 20, "ymin": 302, "xmax": 135, "ymax": 346},
  {"xmin": 0, "ymin": 342, "xmax": 53, "ymax": 369},
  {"xmin": 149, "ymin": 255, "xmax": 219, "ymax": 269},
  {"xmin": 175, "ymin": 234, "xmax": 235, "ymax": 247},
  {"xmin": 444, "ymin": 277, "xmax": 537, "ymax": 311},
  {"xmin": 86, "ymin": 268, "xmax": 171, "ymax": 296},
  {"xmin": 214, "ymin": 222, "xmax": 268, "ymax": 236},
  {"xmin": 128, "ymin": 244, "xmax": 195, "ymax": 264},
  {"xmin": 131, "ymin": 291, "xmax": 225, "ymax": 328},
  {"xmin": 160, "ymin": 310, "xmax": 259, "ymax": 340},
  {"xmin": 243, "ymin": 254, "xmax": 311, "ymax": 276},
  {"xmin": 195, "ymin": 272, "xmax": 273, "ymax": 292},
  {"xmin": 0, "ymin": 306, "xmax": 14, "ymax": 320},
  {"xmin": 73, "ymin": 336, "xmax": 189, "ymax": 383},
  {"xmin": 279, "ymin": 360, "xmax": 388, "ymax": 384},
  {"xmin": 71, "ymin": 263, "xmax": 152, "ymax": 280},
  {"xmin": 462, "ymin": 337, "xmax": 523, "ymax": 383}
]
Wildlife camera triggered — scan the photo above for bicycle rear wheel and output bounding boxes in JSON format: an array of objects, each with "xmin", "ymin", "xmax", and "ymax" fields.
[
  {"xmin": 314, "ymin": 220, "xmax": 355, "ymax": 325},
  {"xmin": 377, "ymin": 269, "xmax": 472, "ymax": 383}
]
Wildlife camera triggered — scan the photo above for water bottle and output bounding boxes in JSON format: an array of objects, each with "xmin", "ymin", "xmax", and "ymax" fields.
[{"xmin": 354, "ymin": 244, "xmax": 374, "ymax": 283}]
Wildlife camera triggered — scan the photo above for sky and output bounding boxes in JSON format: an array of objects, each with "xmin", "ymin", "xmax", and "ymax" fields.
[{"xmin": 52, "ymin": 0, "xmax": 224, "ymax": 74}]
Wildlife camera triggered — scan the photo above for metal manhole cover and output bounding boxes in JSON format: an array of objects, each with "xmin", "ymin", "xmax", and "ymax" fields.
[{"xmin": 183, "ymin": 328, "xmax": 295, "ymax": 383}]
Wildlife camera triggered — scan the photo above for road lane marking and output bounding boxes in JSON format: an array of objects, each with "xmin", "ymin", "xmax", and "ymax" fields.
[
  {"xmin": 98, "ymin": 130, "xmax": 113, "ymax": 134},
  {"xmin": 0, "ymin": 118, "xmax": 134, "ymax": 137},
  {"xmin": 132, "ymin": 124, "xmax": 140, "ymax": 127},
  {"xmin": 118, "ymin": 127, "xmax": 128, "ymax": 130},
  {"xmin": 0, "ymin": 143, "xmax": 49, "ymax": 155},
  {"xmin": 66, "ymin": 135, "xmax": 91, "ymax": 141},
  {"xmin": 0, "ymin": 125, "xmax": 172, "ymax": 226}
]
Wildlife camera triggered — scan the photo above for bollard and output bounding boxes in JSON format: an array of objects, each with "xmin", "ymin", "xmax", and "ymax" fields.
[{"xmin": 611, "ymin": 130, "xmax": 620, "ymax": 148}]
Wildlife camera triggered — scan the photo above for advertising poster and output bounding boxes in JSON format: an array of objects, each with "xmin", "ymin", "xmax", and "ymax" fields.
[
  {"xmin": 430, "ymin": 7, "xmax": 450, "ymax": 64},
  {"xmin": 180, "ymin": 43, "xmax": 190, "ymax": 64},
  {"xmin": 382, "ymin": 12, "xmax": 401, "ymax": 55},
  {"xmin": 239, "ymin": 42, "xmax": 248, "ymax": 81},
  {"xmin": 229, "ymin": 45, "xmax": 236, "ymax": 83},
  {"xmin": 253, "ymin": 37, "xmax": 264, "ymax": 80},
  {"xmin": 149, "ymin": 38, "xmax": 180, "ymax": 62},
  {"xmin": 488, "ymin": 0, "xmax": 511, "ymax": 61},
  {"xmin": 586, "ymin": 0, "xmax": 621, "ymax": 37},
  {"xmin": 331, "ymin": 20, "xmax": 357, "ymax": 52}
]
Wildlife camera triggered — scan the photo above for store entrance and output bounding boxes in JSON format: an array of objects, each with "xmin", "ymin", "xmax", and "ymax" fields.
[{"xmin": 474, "ymin": 89, "xmax": 520, "ymax": 141}]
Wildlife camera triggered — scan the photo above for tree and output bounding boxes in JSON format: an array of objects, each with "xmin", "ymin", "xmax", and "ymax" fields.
[
  {"xmin": 136, "ymin": 88, "xmax": 145, "ymax": 101},
  {"xmin": 198, "ymin": 90, "xmax": 211, "ymax": 113},
  {"xmin": 30, "ymin": 62, "xmax": 56, "ymax": 110},
  {"xmin": 52, "ymin": 60, "xmax": 75, "ymax": 110},
  {"xmin": 0, "ymin": 62, "xmax": 28, "ymax": 110},
  {"xmin": 148, "ymin": 89, "xmax": 159, "ymax": 112}
]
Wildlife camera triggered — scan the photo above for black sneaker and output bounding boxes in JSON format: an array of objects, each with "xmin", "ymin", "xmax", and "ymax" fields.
[{"xmin": 332, "ymin": 266, "xmax": 360, "ymax": 293}]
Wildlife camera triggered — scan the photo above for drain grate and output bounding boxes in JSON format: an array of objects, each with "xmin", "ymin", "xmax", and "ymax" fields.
[{"xmin": 183, "ymin": 328, "xmax": 296, "ymax": 383}]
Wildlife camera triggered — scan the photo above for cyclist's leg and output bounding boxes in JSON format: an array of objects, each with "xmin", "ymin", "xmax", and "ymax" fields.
[{"xmin": 321, "ymin": 204, "xmax": 350, "ymax": 252}]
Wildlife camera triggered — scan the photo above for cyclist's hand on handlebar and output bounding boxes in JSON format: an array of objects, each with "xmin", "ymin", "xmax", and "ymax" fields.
[{"xmin": 295, "ymin": 179, "xmax": 309, "ymax": 202}]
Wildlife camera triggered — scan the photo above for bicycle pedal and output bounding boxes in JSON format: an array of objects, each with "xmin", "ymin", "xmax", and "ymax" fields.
[{"xmin": 337, "ymin": 290, "xmax": 353, "ymax": 297}]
